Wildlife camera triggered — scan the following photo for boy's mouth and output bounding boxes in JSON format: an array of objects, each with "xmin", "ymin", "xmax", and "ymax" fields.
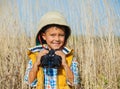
[
  {"xmin": 52, "ymin": 42, "xmax": 62, "ymax": 46},
  {"xmin": 53, "ymin": 43, "xmax": 60, "ymax": 45}
]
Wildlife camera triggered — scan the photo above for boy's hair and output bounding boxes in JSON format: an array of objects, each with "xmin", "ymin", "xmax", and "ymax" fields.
[{"xmin": 36, "ymin": 24, "xmax": 71, "ymax": 46}]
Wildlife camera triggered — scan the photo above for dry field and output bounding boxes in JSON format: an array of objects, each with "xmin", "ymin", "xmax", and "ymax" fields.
[
  {"xmin": 0, "ymin": 1, "xmax": 120, "ymax": 89},
  {"xmin": 0, "ymin": 24, "xmax": 120, "ymax": 89}
]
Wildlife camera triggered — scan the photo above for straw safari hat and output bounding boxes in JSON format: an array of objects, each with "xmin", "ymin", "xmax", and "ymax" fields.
[{"xmin": 36, "ymin": 11, "xmax": 71, "ymax": 45}]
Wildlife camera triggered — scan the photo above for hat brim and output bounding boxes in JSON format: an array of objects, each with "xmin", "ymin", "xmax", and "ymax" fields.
[{"xmin": 36, "ymin": 24, "xmax": 71, "ymax": 46}]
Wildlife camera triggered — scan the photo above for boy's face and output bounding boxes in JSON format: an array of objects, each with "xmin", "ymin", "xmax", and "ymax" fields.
[{"xmin": 42, "ymin": 27, "xmax": 65, "ymax": 50}]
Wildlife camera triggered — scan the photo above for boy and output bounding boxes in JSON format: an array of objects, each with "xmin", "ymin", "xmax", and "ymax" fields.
[{"xmin": 24, "ymin": 11, "xmax": 80, "ymax": 89}]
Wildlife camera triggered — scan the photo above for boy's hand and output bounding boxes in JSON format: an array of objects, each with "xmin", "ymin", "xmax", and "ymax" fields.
[
  {"xmin": 55, "ymin": 50, "xmax": 67, "ymax": 66},
  {"xmin": 55, "ymin": 50, "xmax": 74, "ymax": 84},
  {"xmin": 36, "ymin": 49, "xmax": 49, "ymax": 66}
]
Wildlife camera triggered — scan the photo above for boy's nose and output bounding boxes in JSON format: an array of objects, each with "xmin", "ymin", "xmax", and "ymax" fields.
[{"xmin": 55, "ymin": 36, "xmax": 60, "ymax": 41}]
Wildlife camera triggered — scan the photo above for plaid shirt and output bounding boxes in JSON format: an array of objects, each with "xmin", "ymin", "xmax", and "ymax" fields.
[
  {"xmin": 24, "ymin": 58, "xmax": 80, "ymax": 89},
  {"xmin": 24, "ymin": 46, "xmax": 80, "ymax": 89}
]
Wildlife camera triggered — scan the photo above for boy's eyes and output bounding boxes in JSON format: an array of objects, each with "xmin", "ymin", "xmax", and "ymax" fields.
[
  {"xmin": 50, "ymin": 34, "xmax": 65, "ymax": 36},
  {"xmin": 50, "ymin": 34, "xmax": 56, "ymax": 36},
  {"xmin": 60, "ymin": 34, "xmax": 65, "ymax": 36}
]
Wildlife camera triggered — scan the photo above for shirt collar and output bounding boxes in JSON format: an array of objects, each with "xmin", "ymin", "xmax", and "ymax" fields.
[{"xmin": 28, "ymin": 45, "xmax": 73, "ymax": 55}]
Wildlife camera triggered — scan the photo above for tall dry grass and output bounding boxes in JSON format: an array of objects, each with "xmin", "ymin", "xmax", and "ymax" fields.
[{"xmin": 0, "ymin": 0, "xmax": 120, "ymax": 89}]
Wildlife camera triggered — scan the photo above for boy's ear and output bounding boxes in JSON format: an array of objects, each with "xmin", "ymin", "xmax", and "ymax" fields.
[{"xmin": 42, "ymin": 33, "xmax": 46, "ymax": 40}]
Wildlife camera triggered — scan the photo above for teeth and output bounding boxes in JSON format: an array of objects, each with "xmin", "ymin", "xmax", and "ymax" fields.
[{"xmin": 53, "ymin": 43, "xmax": 60, "ymax": 44}]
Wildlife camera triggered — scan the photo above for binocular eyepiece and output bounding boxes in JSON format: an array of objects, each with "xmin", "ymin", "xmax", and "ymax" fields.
[{"xmin": 40, "ymin": 49, "xmax": 62, "ymax": 69}]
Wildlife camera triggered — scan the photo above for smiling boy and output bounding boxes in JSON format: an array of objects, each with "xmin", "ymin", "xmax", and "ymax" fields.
[{"xmin": 24, "ymin": 11, "xmax": 80, "ymax": 89}]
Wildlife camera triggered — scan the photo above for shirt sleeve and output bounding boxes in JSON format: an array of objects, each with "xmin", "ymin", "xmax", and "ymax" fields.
[
  {"xmin": 67, "ymin": 57, "xmax": 80, "ymax": 86},
  {"xmin": 24, "ymin": 60, "xmax": 38, "ymax": 87}
]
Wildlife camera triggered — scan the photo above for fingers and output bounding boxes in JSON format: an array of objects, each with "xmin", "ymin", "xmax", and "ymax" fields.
[
  {"xmin": 40, "ymin": 49, "xmax": 49, "ymax": 56},
  {"xmin": 38, "ymin": 49, "xmax": 49, "ymax": 57},
  {"xmin": 36, "ymin": 49, "xmax": 49, "ymax": 66},
  {"xmin": 55, "ymin": 50, "xmax": 65, "ymax": 57},
  {"xmin": 55, "ymin": 50, "xmax": 67, "ymax": 66}
]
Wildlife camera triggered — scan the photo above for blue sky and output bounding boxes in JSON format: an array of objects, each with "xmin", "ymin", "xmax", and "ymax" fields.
[{"xmin": 1, "ymin": 0, "xmax": 120, "ymax": 36}]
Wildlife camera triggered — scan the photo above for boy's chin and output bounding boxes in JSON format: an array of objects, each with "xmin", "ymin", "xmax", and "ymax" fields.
[
  {"xmin": 49, "ymin": 46, "xmax": 62, "ymax": 50},
  {"xmin": 47, "ymin": 44, "xmax": 64, "ymax": 50},
  {"xmin": 51, "ymin": 47, "xmax": 60, "ymax": 50}
]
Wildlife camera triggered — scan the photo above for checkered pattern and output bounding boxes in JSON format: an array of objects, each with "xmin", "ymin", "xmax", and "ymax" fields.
[
  {"xmin": 24, "ymin": 58, "xmax": 80, "ymax": 88},
  {"xmin": 43, "ymin": 68, "xmax": 57, "ymax": 89}
]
